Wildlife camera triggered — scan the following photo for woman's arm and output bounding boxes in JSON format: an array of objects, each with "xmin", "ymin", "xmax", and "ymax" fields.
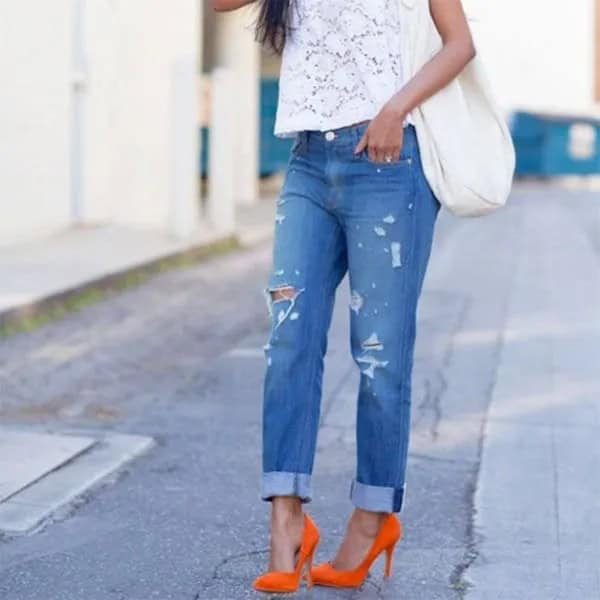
[
  {"xmin": 356, "ymin": 0, "xmax": 476, "ymax": 163},
  {"xmin": 212, "ymin": 0, "xmax": 256, "ymax": 12}
]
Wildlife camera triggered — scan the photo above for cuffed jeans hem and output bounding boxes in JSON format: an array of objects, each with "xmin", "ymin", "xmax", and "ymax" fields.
[
  {"xmin": 261, "ymin": 471, "xmax": 313, "ymax": 503},
  {"xmin": 350, "ymin": 479, "xmax": 405, "ymax": 513}
]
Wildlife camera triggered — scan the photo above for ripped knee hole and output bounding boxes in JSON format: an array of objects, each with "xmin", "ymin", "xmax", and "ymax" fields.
[{"xmin": 269, "ymin": 286, "xmax": 299, "ymax": 302}]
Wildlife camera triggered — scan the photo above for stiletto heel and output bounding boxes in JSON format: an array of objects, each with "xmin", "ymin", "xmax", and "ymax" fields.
[
  {"xmin": 311, "ymin": 514, "xmax": 402, "ymax": 588},
  {"xmin": 305, "ymin": 554, "xmax": 314, "ymax": 588},
  {"xmin": 384, "ymin": 543, "xmax": 396, "ymax": 578},
  {"xmin": 252, "ymin": 514, "xmax": 320, "ymax": 593}
]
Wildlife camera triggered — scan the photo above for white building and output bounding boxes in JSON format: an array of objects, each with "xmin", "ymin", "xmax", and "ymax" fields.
[
  {"xmin": 0, "ymin": 1, "xmax": 598, "ymax": 248},
  {"xmin": 0, "ymin": 1, "xmax": 206, "ymax": 247},
  {"xmin": 468, "ymin": 0, "xmax": 600, "ymax": 114}
]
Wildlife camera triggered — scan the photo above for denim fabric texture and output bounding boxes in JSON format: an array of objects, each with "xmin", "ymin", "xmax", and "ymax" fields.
[{"xmin": 261, "ymin": 122, "xmax": 440, "ymax": 513}]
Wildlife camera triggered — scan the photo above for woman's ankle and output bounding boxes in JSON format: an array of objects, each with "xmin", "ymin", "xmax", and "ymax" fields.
[
  {"xmin": 349, "ymin": 508, "xmax": 387, "ymax": 537},
  {"xmin": 271, "ymin": 496, "xmax": 303, "ymax": 530}
]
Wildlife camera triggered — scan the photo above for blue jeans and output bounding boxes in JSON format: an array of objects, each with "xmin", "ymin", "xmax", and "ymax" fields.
[{"xmin": 261, "ymin": 122, "xmax": 440, "ymax": 513}]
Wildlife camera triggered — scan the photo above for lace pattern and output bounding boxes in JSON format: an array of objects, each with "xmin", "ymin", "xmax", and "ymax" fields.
[{"xmin": 274, "ymin": 0, "xmax": 407, "ymax": 137}]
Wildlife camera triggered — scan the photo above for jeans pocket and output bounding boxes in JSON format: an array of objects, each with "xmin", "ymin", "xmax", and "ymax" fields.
[{"xmin": 360, "ymin": 148, "xmax": 412, "ymax": 167}]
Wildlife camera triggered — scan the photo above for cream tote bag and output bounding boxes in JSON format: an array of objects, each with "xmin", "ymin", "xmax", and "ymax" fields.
[{"xmin": 399, "ymin": 0, "xmax": 516, "ymax": 217}]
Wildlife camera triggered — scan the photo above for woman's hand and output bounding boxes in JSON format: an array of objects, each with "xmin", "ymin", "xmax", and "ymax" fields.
[
  {"xmin": 355, "ymin": 0, "xmax": 475, "ymax": 163},
  {"xmin": 354, "ymin": 103, "xmax": 407, "ymax": 163}
]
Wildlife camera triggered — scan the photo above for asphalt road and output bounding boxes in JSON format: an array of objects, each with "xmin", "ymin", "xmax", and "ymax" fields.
[{"xmin": 0, "ymin": 184, "xmax": 597, "ymax": 600}]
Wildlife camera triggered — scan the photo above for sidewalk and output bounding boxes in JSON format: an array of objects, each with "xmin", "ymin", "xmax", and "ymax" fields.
[
  {"xmin": 0, "ymin": 183, "xmax": 598, "ymax": 599},
  {"xmin": 0, "ymin": 193, "xmax": 277, "ymax": 332},
  {"xmin": 465, "ymin": 186, "xmax": 600, "ymax": 598}
]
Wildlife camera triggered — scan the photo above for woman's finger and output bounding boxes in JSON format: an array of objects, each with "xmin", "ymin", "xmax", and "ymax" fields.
[
  {"xmin": 354, "ymin": 132, "xmax": 368, "ymax": 155},
  {"xmin": 368, "ymin": 144, "xmax": 379, "ymax": 162},
  {"xmin": 385, "ymin": 145, "xmax": 401, "ymax": 162},
  {"xmin": 374, "ymin": 144, "xmax": 390, "ymax": 163}
]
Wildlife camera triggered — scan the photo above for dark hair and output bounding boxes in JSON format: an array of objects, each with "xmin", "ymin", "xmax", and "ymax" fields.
[{"xmin": 255, "ymin": 0, "xmax": 293, "ymax": 55}]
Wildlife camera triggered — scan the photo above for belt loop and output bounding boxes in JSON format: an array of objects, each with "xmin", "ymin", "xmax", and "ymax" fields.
[{"xmin": 302, "ymin": 130, "xmax": 309, "ymax": 151}]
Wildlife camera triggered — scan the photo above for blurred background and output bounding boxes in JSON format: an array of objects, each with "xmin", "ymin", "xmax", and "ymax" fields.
[
  {"xmin": 0, "ymin": 0, "xmax": 598, "ymax": 253},
  {"xmin": 0, "ymin": 2, "xmax": 599, "ymax": 599}
]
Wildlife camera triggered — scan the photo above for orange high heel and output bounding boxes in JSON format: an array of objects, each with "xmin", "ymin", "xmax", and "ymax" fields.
[
  {"xmin": 311, "ymin": 513, "xmax": 402, "ymax": 588},
  {"xmin": 253, "ymin": 513, "xmax": 320, "ymax": 593}
]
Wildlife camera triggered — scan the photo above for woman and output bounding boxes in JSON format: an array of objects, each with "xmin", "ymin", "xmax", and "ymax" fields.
[{"xmin": 213, "ymin": 0, "xmax": 475, "ymax": 592}]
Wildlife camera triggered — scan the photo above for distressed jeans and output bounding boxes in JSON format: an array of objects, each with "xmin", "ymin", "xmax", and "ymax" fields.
[{"xmin": 261, "ymin": 122, "xmax": 440, "ymax": 513}]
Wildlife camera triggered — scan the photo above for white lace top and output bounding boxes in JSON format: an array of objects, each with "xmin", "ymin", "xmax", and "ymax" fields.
[{"xmin": 274, "ymin": 0, "xmax": 408, "ymax": 138}]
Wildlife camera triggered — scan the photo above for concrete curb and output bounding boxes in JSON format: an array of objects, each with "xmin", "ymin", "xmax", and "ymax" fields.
[
  {"xmin": 0, "ymin": 234, "xmax": 239, "ymax": 337},
  {"xmin": 0, "ymin": 431, "xmax": 155, "ymax": 535}
]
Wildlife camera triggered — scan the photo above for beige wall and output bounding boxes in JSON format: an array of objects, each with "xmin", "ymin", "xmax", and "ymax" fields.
[
  {"xmin": 202, "ymin": 5, "xmax": 281, "ymax": 77},
  {"xmin": 0, "ymin": 2, "xmax": 72, "ymax": 245},
  {"xmin": 0, "ymin": 0, "xmax": 200, "ymax": 245},
  {"xmin": 260, "ymin": 47, "xmax": 281, "ymax": 78},
  {"xmin": 82, "ymin": 0, "xmax": 199, "ymax": 229},
  {"xmin": 467, "ymin": 0, "xmax": 597, "ymax": 112}
]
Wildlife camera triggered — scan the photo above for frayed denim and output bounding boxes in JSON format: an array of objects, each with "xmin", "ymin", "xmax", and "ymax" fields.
[{"xmin": 261, "ymin": 122, "xmax": 440, "ymax": 513}]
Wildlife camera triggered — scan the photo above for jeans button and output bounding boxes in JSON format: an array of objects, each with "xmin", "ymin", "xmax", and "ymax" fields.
[{"xmin": 325, "ymin": 131, "xmax": 336, "ymax": 141}]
